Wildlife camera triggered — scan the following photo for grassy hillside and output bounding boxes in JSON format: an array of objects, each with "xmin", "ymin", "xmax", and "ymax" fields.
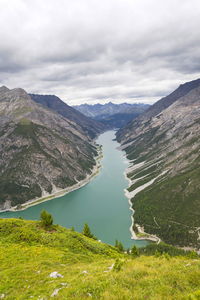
[{"xmin": 0, "ymin": 218, "xmax": 200, "ymax": 299}]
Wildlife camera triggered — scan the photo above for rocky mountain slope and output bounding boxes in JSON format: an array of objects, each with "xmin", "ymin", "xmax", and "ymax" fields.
[
  {"xmin": 116, "ymin": 79, "xmax": 200, "ymax": 249},
  {"xmin": 30, "ymin": 94, "xmax": 105, "ymax": 138},
  {"xmin": 0, "ymin": 86, "xmax": 99, "ymax": 210},
  {"xmin": 0, "ymin": 217, "xmax": 199, "ymax": 299},
  {"xmin": 73, "ymin": 102, "xmax": 150, "ymax": 128}
]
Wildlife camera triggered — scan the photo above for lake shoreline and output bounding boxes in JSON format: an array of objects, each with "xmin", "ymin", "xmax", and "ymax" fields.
[
  {"xmin": 0, "ymin": 130, "xmax": 149, "ymax": 248},
  {"xmin": 0, "ymin": 146, "xmax": 103, "ymax": 213},
  {"xmin": 123, "ymin": 160, "xmax": 161, "ymax": 244}
]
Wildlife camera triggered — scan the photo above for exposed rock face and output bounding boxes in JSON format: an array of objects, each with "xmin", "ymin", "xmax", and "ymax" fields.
[
  {"xmin": 29, "ymin": 94, "xmax": 105, "ymax": 138},
  {"xmin": 0, "ymin": 86, "xmax": 98, "ymax": 209},
  {"xmin": 116, "ymin": 79, "xmax": 200, "ymax": 248},
  {"xmin": 73, "ymin": 102, "xmax": 150, "ymax": 129},
  {"xmin": 117, "ymin": 78, "xmax": 200, "ymax": 142}
]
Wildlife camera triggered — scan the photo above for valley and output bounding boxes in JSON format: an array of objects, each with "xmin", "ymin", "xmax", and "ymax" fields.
[
  {"xmin": 1, "ymin": 79, "xmax": 200, "ymax": 251},
  {"xmin": 0, "ymin": 131, "xmax": 148, "ymax": 249},
  {"xmin": 1, "ymin": 2, "xmax": 200, "ymax": 298}
]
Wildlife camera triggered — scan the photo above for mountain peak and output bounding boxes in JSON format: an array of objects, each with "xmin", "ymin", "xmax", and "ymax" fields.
[{"xmin": 0, "ymin": 85, "xmax": 10, "ymax": 93}]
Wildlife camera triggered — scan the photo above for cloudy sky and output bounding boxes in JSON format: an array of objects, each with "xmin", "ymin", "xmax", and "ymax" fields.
[{"xmin": 0, "ymin": 0, "xmax": 200, "ymax": 105}]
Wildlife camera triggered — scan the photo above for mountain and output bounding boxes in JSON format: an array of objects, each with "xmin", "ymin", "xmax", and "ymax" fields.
[
  {"xmin": 117, "ymin": 78, "xmax": 200, "ymax": 140},
  {"xmin": 0, "ymin": 217, "xmax": 199, "ymax": 299},
  {"xmin": 29, "ymin": 94, "xmax": 105, "ymax": 139},
  {"xmin": 116, "ymin": 78, "xmax": 200, "ymax": 249},
  {"xmin": 0, "ymin": 86, "xmax": 99, "ymax": 210},
  {"xmin": 73, "ymin": 102, "xmax": 150, "ymax": 128}
]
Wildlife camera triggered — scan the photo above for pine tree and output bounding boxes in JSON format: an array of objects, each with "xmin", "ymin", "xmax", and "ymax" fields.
[
  {"xmin": 118, "ymin": 241, "xmax": 124, "ymax": 252},
  {"xmin": 40, "ymin": 210, "xmax": 53, "ymax": 228},
  {"xmin": 115, "ymin": 240, "xmax": 119, "ymax": 248},
  {"xmin": 115, "ymin": 239, "xmax": 124, "ymax": 252},
  {"xmin": 82, "ymin": 223, "xmax": 97, "ymax": 239},
  {"xmin": 131, "ymin": 245, "xmax": 139, "ymax": 257}
]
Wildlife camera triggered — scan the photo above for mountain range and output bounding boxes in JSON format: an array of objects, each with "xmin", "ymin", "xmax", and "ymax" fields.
[
  {"xmin": 73, "ymin": 102, "xmax": 150, "ymax": 128},
  {"xmin": 1, "ymin": 78, "xmax": 200, "ymax": 249},
  {"xmin": 116, "ymin": 78, "xmax": 200, "ymax": 249},
  {"xmin": 0, "ymin": 86, "xmax": 103, "ymax": 210}
]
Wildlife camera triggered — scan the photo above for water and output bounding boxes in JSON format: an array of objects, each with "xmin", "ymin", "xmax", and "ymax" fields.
[{"xmin": 0, "ymin": 130, "xmax": 148, "ymax": 248}]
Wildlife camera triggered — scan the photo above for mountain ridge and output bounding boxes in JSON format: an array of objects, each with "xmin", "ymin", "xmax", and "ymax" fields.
[
  {"xmin": 0, "ymin": 86, "xmax": 99, "ymax": 210},
  {"xmin": 74, "ymin": 102, "xmax": 150, "ymax": 128},
  {"xmin": 29, "ymin": 93, "xmax": 105, "ymax": 139},
  {"xmin": 117, "ymin": 78, "xmax": 200, "ymax": 143},
  {"xmin": 116, "ymin": 78, "xmax": 200, "ymax": 249}
]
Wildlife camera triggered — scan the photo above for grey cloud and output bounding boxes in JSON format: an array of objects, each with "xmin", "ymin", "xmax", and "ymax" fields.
[{"xmin": 0, "ymin": 0, "xmax": 200, "ymax": 104}]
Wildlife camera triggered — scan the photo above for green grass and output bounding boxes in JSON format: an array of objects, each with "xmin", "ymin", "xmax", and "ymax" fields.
[{"xmin": 0, "ymin": 218, "xmax": 200, "ymax": 299}]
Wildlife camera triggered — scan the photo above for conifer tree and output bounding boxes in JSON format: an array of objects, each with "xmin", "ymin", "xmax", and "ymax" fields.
[
  {"xmin": 82, "ymin": 223, "xmax": 97, "ymax": 239},
  {"xmin": 40, "ymin": 210, "xmax": 53, "ymax": 228},
  {"xmin": 131, "ymin": 245, "xmax": 139, "ymax": 257}
]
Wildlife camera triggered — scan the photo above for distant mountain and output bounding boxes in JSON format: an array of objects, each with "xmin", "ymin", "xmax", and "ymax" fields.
[
  {"xmin": 116, "ymin": 78, "xmax": 200, "ymax": 249},
  {"xmin": 0, "ymin": 86, "xmax": 99, "ymax": 210},
  {"xmin": 29, "ymin": 94, "xmax": 105, "ymax": 139},
  {"xmin": 73, "ymin": 102, "xmax": 150, "ymax": 128}
]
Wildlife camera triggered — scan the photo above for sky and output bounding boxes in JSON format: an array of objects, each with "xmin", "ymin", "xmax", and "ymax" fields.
[{"xmin": 0, "ymin": 0, "xmax": 200, "ymax": 105}]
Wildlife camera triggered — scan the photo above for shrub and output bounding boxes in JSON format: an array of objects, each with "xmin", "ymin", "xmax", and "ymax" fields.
[
  {"xmin": 113, "ymin": 259, "xmax": 123, "ymax": 272},
  {"xmin": 40, "ymin": 210, "xmax": 53, "ymax": 228}
]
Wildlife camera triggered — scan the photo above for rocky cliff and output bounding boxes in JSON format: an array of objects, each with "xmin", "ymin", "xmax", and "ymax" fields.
[
  {"xmin": 116, "ymin": 79, "xmax": 200, "ymax": 249},
  {"xmin": 0, "ymin": 86, "xmax": 98, "ymax": 209}
]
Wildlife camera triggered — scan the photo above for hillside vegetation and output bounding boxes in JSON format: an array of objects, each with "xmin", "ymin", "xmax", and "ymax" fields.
[
  {"xmin": 116, "ymin": 78, "xmax": 200, "ymax": 249},
  {"xmin": 0, "ymin": 218, "xmax": 200, "ymax": 299}
]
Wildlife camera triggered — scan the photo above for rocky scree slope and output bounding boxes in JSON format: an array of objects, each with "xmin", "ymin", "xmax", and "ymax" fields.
[
  {"xmin": 116, "ymin": 79, "xmax": 200, "ymax": 249},
  {"xmin": 30, "ymin": 93, "xmax": 106, "ymax": 139},
  {"xmin": 73, "ymin": 102, "xmax": 150, "ymax": 129},
  {"xmin": 0, "ymin": 86, "xmax": 98, "ymax": 210}
]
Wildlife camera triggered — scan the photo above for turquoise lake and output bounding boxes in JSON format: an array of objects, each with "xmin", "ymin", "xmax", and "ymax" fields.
[{"xmin": 0, "ymin": 130, "xmax": 148, "ymax": 248}]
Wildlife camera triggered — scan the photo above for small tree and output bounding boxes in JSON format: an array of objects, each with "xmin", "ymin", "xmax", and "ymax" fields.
[
  {"xmin": 118, "ymin": 241, "xmax": 124, "ymax": 252},
  {"xmin": 40, "ymin": 210, "xmax": 53, "ymax": 228},
  {"xmin": 82, "ymin": 223, "xmax": 96, "ymax": 239},
  {"xmin": 131, "ymin": 245, "xmax": 139, "ymax": 257},
  {"xmin": 115, "ymin": 239, "xmax": 124, "ymax": 252}
]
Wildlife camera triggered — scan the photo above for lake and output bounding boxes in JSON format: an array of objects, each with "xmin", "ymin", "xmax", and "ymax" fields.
[{"xmin": 0, "ymin": 130, "xmax": 148, "ymax": 248}]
